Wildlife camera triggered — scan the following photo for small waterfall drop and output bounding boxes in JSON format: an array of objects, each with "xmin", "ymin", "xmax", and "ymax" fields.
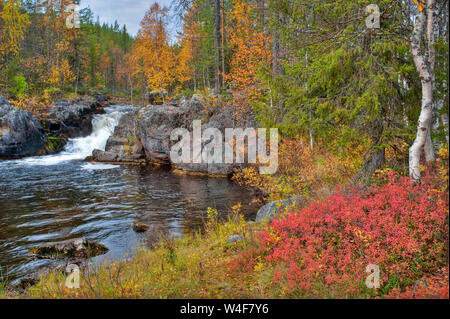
[{"xmin": 6, "ymin": 105, "xmax": 133, "ymax": 166}]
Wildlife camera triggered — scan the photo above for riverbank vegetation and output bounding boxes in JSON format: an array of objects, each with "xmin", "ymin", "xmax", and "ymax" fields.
[
  {"xmin": 1, "ymin": 152, "xmax": 447, "ymax": 299},
  {"xmin": 1, "ymin": 0, "xmax": 449, "ymax": 299}
]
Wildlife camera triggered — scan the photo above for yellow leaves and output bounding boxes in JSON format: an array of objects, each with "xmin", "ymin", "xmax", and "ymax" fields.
[
  {"xmin": 412, "ymin": 0, "xmax": 425, "ymax": 12},
  {"xmin": 222, "ymin": 0, "xmax": 272, "ymax": 119},
  {"xmin": 253, "ymin": 261, "xmax": 264, "ymax": 273},
  {"xmin": 129, "ymin": 2, "xmax": 191, "ymax": 93},
  {"xmin": 47, "ymin": 57, "xmax": 75, "ymax": 87},
  {"xmin": 0, "ymin": 0, "xmax": 30, "ymax": 56},
  {"xmin": 231, "ymin": 203, "xmax": 242, "ymax": 216},
  {"xmin": 438, "ymin": 145, "xmax": 449, "ymax": 160}
]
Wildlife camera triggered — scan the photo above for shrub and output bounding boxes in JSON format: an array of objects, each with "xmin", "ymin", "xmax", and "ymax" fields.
[
  {"xmin": 8, "ymin": 75, "xmax": 28, "ymax": 98},
  {"xmin": 260, "ymin": 160, "xmax": 449, "ymax": 298},
  {"xmin": 233, "ymin": 138, "xmax": 365, "ymax": 200}
]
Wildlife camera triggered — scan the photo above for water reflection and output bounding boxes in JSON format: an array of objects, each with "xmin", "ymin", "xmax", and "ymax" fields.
[{"xmin": 0, "ymin": 162, "xmax": 257, "ymax": 281}]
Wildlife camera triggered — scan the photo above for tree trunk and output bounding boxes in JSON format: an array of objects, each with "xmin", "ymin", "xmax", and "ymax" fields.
[
  {"xmin": 271, "ymin": 11, "xmax": 286, "ymax": 116},
  {"xmin": 409, "ymin": 1, "xmax": 436, "ymax": 180},
  {"xmin": 213, "ymin": 0, "xmax": 221, "ymax": 94},
  {"xmin": 257, "ymin": 0, "xmax": 265, "ymax": 27},
  {"xmin": 128, "ymin": 74, "xmax": 133, "ymax": 105},
  {"xmin": 141, "ymin": 75, "xmax": 146, "ymax": 108},
  {"xmin": 353, "ymin": 147, "xmax": 386, "ymax": 184},
  {"xmin": 221, "ymin": 0, "xmax": 225, "ymax": 88}
]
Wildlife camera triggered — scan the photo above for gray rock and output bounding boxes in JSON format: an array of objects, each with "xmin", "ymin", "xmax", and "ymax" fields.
[
  {"xmin": 255, "ymin": 197, "xmax": 303, "ymax": 222},
  {"xmin": 46, "ymin": 98, "xmax": 100, "ymax": 138},
  {"xmin": 92, "ymin": 149, "xmax": 119, "ymax": 162},
  {"xmin": 93, "ymin": 94, "xmax": 109, "ymax": 106},
  {"xmin": 0, "ymin": 97, "xmax": 46, "ymax": 158},
  {"xmin": 91, "ymin": 96, "xmax": 254, "ymax": 176},
  {"xmin": 39, "ymin": 97, "xmax": 106, "ymax": 155},
  {"xmin": 226, "ymin": 234, "xmax": 245, "ymax": 244},
  {"xmin": 11, "ymin": 263, "xmax": 77, "ymax": 291},
  {"xmin": 29, "ymin": 238, "xmax": 109, "ymax": 260},
  {"xmin": 136, "ymin": 105, "xmax": 188, "ymax": 165},
  {"xmin": 92, "ymin": 112, "xmax": 145, "ymax": 162}
]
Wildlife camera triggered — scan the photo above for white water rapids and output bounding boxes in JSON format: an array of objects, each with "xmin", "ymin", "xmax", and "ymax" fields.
[{"xmin": 3, "ymin": 105, "xmax": 134, "ymax": 167}]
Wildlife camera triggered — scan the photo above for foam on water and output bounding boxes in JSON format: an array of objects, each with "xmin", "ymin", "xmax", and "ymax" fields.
[
  {"xmin": 81, "ymin": 163, "xmax": 120, "ymax": 170},
  {"xmin": 1, "ymin": 105, "xmax": 133, "ymax": 167}
]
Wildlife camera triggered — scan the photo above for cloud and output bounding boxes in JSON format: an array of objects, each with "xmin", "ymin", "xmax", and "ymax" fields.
[{"xmin": 80, "ymin": 0, "xmax": 175, "ymax": 37}]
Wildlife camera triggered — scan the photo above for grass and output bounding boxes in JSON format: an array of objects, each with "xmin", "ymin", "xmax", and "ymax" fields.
[
  {"xmin": 2, "ymin": 208, "xmax": 280, "ymax": 299},
  {"xmin": 0, "ymin": 267, "xmax": 10, "ymax": 296}
]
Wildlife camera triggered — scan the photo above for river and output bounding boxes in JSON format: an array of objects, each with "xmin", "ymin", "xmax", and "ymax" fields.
[{"xmin": 0, "ymin": 105, "xmax": 257, "ymax": 282}]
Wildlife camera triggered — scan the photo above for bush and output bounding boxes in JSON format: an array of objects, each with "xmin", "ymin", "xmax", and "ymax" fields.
[
  {"xmin": 8, "ymin": 75, "xmax": 28, "ymax": 98},
  {"xmin": 233, "ymin": 138, "xmax": 365, "ymax": 200},
  {"xmin": 260, "ymin": 160, "xmax": 449, "ymax": 298}
]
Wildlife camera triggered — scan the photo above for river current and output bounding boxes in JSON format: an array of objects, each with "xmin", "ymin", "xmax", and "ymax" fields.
[{"xmin": 0, "ymin": 105, "xmax": 256, "ymax": 281}]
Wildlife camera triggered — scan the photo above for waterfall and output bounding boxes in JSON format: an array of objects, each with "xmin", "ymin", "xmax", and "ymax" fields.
[{"xmin": 5, "ymin": 105, "xmax": 133, "ymax": 166}]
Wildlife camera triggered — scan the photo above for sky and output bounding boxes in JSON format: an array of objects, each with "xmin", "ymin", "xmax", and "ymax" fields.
[{"xmin": 79, "ymin": 0, "xmax": 178, "ymax": 37}]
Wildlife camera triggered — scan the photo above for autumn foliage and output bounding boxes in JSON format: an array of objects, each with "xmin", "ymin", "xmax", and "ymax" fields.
[
  {"xmin": 257, "ymin": 160, "xmax": 448, "ymax": 298},
  {"xmin": 233, "ymin": 138, "xmax": 365, "ymax": 200},
  {"xmin": 130, "ymin": 3, "xmax": 192, "ymax": 95},
  {"xmin": 223, "ymin": 0, "xmax": 271, "ymax": 119}
]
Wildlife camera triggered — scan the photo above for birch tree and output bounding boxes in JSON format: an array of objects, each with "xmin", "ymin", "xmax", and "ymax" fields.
[{"xmin": 409, "ymin": 0, "xmax": 437, "ymax": 179}]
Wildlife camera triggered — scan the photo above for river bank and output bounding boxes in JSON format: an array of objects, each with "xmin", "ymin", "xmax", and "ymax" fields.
[
  {"xmin": 2, "ymin": 160, "xmax": 447, "ymax": 299},
  {"xmin": 0, "ymin": 99, "xmax": 263, "ymax": 287}
]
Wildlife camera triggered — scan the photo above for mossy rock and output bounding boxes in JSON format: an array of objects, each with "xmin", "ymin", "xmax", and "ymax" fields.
[
  {"xmin": 29, "ymin": 238, "xmax": 109, "ymax": 260},
  {"xmin": 132, "ymin": 222, "xmax": 150, "ymax": 233}
]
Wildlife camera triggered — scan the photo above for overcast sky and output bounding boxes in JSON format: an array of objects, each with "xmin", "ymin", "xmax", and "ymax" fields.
[{"xmin": 80, "ymin": 0, "xmax": 178, "ymax": 37}]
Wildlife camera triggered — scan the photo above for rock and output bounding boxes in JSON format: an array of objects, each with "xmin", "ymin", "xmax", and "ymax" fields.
[
  {"xmin": 14, "ymin": 273, "xmax": 40, "ymax": 289},
  {"xmin": 180, "ymin": 94, "xmax": 204, "ymax": 113},
  {"xmin": 29, "ymin": 238, "xmax": 109, "ymax": 260},
  {"xmin": 92, "ymin": 111, "xmax": 145, "ymax": 163},
  {"xmin": 93, "ymin": 94, "xmax": 109, "ymax": 107},
  {"xmin": 92, "ymin": 96, "xmax": 254, "ymax": 176},
  {"xmin": 0, "ymin": 96, "xmax": 46, "ymax": 158},
  {"xmin": 92, "ymin": 149, "xmax": 119, "ymax": 162},
  {"xmin": 255, "ymin": 197, "xmax": 303, "ymax": 222},
  {"xmin": 226, "ymin": 234, "xmax": 245, "ymax": 244},
  {"xmin": 11, "ymin": 263, "xmax": 71, "ymax": 291},
  {"xmin": 132, "ymin": 222, "xmax": 150, "ymax": 233},
  {"xmin": 45, "ymin": 98, "xmax": 100, "ymax": 138},
  {"xmin": 38, "ymin": 98, "xmax": 107, "ymax": 154},
  {"xmin": 136, "ymin": 105, "xmax": 188, "ymax": 165}
]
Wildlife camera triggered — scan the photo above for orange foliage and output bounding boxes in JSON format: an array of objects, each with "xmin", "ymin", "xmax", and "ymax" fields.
[
  {"xmin": 0, "ymin": 0, "xmax": 30, "ymax": 57},
  {"xmin": 223, "ymin": 0, "xmax": 271, "ymax": 119},
  {"xmin": 233, "ymin": 138, "xmax": 364, "ymax": 200},
  {"xmin": 129, "ymin": 3, "xmax": 191, "ymax": 94}
]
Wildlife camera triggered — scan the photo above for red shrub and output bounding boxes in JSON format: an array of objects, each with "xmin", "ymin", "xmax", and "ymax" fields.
[
  {"xmin": 262, "ymin": 167, "xmax": 449, "ymax": 297},
  {"xmin": 387, "ymin": 267, "xmax": 449, "ymax": 299}
]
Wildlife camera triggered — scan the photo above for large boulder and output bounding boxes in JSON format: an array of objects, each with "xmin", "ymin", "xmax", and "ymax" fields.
[
  {"xmin": 255, "ymin": 197, "xmax": 304, "ymax": 222},
  {"xmin": 93, "ymin": 94, "xmax": 110, "ymax": 107},
  {"xmin": 39, "ymin": 97, "xmax": 107, "ymax": 154},
  {"xmin": 92, "ymin": 112, "xmax": 145, "ymax": 163},
  {"xmin": 45, "ymin": 98, "xmax": 102, "ymax": 138},
  {"xmin": 92, "ymin": 95, "xmax": 254, "ymax": 176},
  {"xmin": 0, "ymin": 96, "xmax": 46, "ymax": 158},
  {"xmin": 136, "ymin": 105, "xmax": 188, "ymax": 165}
]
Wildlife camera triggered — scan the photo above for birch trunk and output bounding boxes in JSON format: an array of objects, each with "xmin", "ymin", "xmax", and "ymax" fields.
[{"xmin": 409, "ymin": 0, "xmax": 436, "ymax": 179}]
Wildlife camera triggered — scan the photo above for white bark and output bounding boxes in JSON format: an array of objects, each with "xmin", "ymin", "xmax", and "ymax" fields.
[{"xmin": 409, "ymin": 0, "xmax": 436, "ymax": 180}]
